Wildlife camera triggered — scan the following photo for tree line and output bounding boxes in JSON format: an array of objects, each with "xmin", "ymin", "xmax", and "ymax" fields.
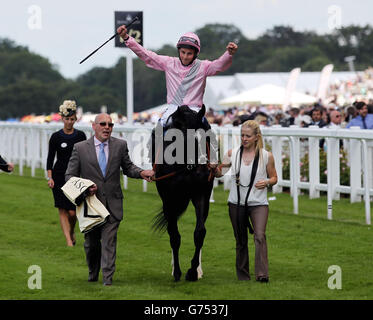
[{"xmin": 1, "ymin": 23, "xmax": 372, "ymax": 119}]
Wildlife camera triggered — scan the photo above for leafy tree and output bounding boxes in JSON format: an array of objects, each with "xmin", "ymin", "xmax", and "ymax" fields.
[
  {"xmin": 257, "ymin": 45, "xmax": 330, "ymax": 72},
  {"xmin": 0, "ymin": 79, "xmax": 58, "ymax": 118},
  {"xmin": 196, "ymin": 23, "xmax": 245, "ymax": 60},
  {"xmin": 0, "ymin": 39, "xmax": 62, "ymax": 86},
  {"xmin": 258, "ymin": 25, "xmax": 317, "ymax": 48}
]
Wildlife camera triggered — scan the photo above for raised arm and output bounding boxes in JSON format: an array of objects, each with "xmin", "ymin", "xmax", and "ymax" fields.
[
  {"xmin": 205, "ymin": 42, "xmax": 238, "ymax": 76},
  {"xmin": 117, "ymin": 25, "xmax": 170, "ymax": 71},
  {"xmin": 226, "ymin": 42, "xmax": 238, "ymax": 56}
]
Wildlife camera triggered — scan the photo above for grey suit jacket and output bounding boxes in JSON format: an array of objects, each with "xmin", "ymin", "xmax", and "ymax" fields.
[{"xmin": 65, "ymin": 136, "xmax": 143, "ymax": 220}]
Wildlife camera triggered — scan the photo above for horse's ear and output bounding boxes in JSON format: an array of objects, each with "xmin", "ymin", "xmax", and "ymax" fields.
[{"xmin": 197, "ymin": 105, "xmax": 206, "ymax": 119}]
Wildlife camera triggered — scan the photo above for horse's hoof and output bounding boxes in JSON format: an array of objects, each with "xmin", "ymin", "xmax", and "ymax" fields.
[
  {"xmin": 173, "ymin": 271, "xmax": 182, "ymax": 282},
  {"xmin": 185, "ymin": 269, "xmax": 198, "ymax": 282}
]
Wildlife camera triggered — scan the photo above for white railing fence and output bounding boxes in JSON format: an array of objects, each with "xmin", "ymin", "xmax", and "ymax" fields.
[{"xmin": 1, "ymin": 122, "xmax": 372, "ymax": 225}]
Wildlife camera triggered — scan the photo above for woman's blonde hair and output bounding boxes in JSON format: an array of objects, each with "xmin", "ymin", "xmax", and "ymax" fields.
[{"xmin": 241, "ymin": 120, "xmax": 264, "ymax": 158}]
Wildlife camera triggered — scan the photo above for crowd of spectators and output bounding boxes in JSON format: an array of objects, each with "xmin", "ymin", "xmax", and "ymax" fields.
[
  {"xmin": 132, "ymin": 68, "xmax": 373, "ymax": 130},
  {"xmin": 203, "ymin": 100, "xmax": 373, "ymax": 130}
]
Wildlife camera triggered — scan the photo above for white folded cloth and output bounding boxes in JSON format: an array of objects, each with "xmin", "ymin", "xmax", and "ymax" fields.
[{"xmin": 61, "ymin": 177, "xmax": 110, "ymax": 233}]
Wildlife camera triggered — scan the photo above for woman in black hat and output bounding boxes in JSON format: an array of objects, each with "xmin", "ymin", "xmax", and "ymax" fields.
[{"xmin": 46, "ymin": 100, "xmax": 86, "ymax": 246}]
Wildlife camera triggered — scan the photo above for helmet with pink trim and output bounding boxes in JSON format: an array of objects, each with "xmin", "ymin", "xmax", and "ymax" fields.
[{"xmin": 176, "ymin": 32, "xmax": 201, "ymax": 54}]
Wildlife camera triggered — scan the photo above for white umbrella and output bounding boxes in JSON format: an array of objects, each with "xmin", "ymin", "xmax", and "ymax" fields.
[{"xmin": 218, "ymin": 84, "xmax": 317, "ymax": 107}]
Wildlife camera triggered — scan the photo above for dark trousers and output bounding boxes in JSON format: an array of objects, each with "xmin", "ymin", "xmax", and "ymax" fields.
[
  {"xmin": 84, "ymin": 215, "xmax": 120, "ymax": 284},
  {"xmin": 228, "ymin": 203, "xmax": 269, "ymax": 280}
]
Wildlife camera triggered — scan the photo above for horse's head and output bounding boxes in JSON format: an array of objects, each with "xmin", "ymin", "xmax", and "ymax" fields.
[{"xmin": 170, "ymin": 105, "xmax": 206, "ymax": 132}]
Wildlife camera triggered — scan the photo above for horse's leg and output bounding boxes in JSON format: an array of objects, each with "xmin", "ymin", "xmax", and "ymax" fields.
[
  {"xmin": 196, "ymin": 249, "xmax": 203, "ymax": 279},
  {"xmin": 185, "ymin": 196, "xmax": 209, "ymax": 281},
  {"xmin": 167, "ymin": 217, "xmax": 182, "ymax": 282}
]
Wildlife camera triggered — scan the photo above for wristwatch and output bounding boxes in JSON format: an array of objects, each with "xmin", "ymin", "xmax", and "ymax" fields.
[
  {"xmin": 266, "ymin": 181, "xmax": 271, "ymax": 188},
  {"xmin": 47, "ymin": 177, "xmax": 51, "ymax": 181}
]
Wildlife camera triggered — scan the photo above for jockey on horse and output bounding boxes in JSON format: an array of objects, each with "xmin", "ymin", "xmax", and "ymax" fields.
[
  {"xmin": 116, "ymin": 25, "xmax": 238, "ymax": 133},
  {"xmin": 117, "ymin": 26, "xmax": 238, "ymax": 281}
]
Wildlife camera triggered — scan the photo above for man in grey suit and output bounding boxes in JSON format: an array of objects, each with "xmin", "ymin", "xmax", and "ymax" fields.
[{"xmin": 65, "ymin": 113, "xmax": 154, "ymax": 286}]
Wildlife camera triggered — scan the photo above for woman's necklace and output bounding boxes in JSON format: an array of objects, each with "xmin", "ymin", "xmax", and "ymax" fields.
[{"xmin": 241, "ymin": 149, "xmax": 255, "ymax": 165}]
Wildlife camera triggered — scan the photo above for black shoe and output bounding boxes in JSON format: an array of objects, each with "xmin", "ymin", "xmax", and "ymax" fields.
[
  {"xmin": 256, "ymin": 277, "xmax": 269, "ymax": 283},
  {"xmin": 88, "ymin": 275, "xmax": 98, "ymax": 282}
]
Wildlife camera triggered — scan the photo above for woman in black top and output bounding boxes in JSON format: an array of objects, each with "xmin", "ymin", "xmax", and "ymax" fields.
[{"xmin": 46, "ymin": 101, "xmax": 86, "ymax": 246}]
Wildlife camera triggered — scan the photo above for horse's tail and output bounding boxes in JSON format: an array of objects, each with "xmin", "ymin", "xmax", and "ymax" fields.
[
  {"xmin": 152, "ymin": 210, "xmax": 168, "ymax": 233},
  {"xmin": 152, "ymin": 199, "xmax": 190, "ymax": 233}
]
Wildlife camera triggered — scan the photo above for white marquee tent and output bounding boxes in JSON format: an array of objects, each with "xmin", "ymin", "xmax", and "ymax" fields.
[{"xmin": 218, "ymin": 83, "xmax": 317, "ymax": 109}]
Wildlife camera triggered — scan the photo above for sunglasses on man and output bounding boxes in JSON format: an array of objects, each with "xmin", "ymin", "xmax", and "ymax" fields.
[{"xmin": 97, "ymin": 122, "xmax": 114, "ymax": 128}]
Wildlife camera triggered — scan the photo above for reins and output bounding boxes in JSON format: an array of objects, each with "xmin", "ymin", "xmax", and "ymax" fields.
[
  {"xmin": 151, "ymin": 146, "xmax": 179, "ymax": 181},
  {"xmin": 151, "ymin": 141, "xmax": 216, "ymax": 182}
]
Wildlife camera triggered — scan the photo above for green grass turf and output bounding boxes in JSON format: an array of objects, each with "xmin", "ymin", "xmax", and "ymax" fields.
[{"xmin": 0, "ymin": 168, "xmax": 371, "ymax": 300}]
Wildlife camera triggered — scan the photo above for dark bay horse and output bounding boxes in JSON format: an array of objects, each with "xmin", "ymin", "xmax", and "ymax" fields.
[{"xmin": 150, "ymin": 105, "xmax": 216, "ymax": 282}]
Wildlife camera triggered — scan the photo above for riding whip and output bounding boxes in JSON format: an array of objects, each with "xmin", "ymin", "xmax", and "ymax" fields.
[{"xmin": 79, "ymin": 16, "xmax": 139, "ymax": 64}]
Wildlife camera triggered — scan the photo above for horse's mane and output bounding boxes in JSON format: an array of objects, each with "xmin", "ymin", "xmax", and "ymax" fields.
[
  {"xmin": 169, "ymin": 105, "xmax": 205, "ymax": 132},
  {"xmin": 148, "ymin": 104, "xmax": 210, "ymax": 166}
]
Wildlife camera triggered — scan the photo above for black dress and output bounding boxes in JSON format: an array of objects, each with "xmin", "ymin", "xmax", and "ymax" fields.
[{"xmin": 47, "ymin": 129, "xmax": 87, "ymax": 210}]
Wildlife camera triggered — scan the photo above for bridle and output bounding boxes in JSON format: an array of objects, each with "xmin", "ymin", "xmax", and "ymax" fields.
[{"xmin": 151, "ymin": 141, "xmax": 216, "ymax": 182}]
